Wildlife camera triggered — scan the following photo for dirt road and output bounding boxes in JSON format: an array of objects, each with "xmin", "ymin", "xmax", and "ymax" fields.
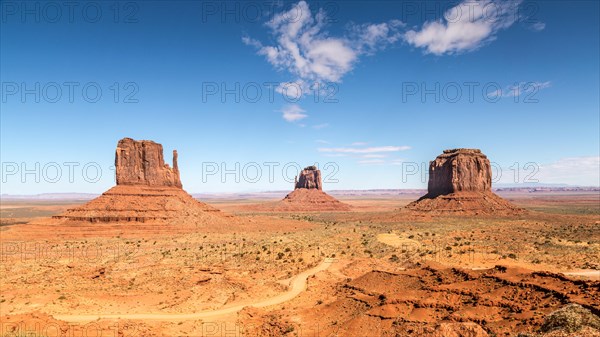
[{"xmin": 53, "ymin": 259, "xmax": 334, "ymax": 323}]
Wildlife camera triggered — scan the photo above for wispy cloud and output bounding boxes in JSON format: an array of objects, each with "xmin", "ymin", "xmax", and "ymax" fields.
[
  {"xmin": 358, "ymin": 159, "xmax": 386, "ymax": 165},
  {"xmin": 318, "ymin": 145, "xmax": 411, "ymax": 154},
  {"xmin": 506, "ymin": 81, "xmax": 551, "ymax": 97},
  {"xmin": 315, "ymin": 139, "xmax": 330, "ymax": 144},
  {"xmin": 351, "ymin": 142, "xmax": 368, "ymax": 146},
  {"xmin": 404, "ymin": 0, "xmax": 522, "ymax": 55},
  {"xmin": 361, "ymin": 154, "xmax": 387, "ymax": 158},
  {"xmin": 490, "ymin": 81, "xmax": 552, "ymax": 98},
  {"xmin": 322, "ymin": 153, "xmax": 348, "ymax": 157},
  {"xmin": 391, "ymin": 159, "xmax": 407, "ymax": 166},
  {"xmin": 312, "ymin": 123, "xmax": 329, "ymax": 129},
  {"xmin": 494, "ymin": 156, "xmax": 600, "ymax": 186},
  {"xmin": 530, "ymin": 22, "xmax": 546, "ymax": 32},
  {"xmin": 280, "ymin": 104, "xmax": 308, "ymax": 122},
  {"xmin": 244, "ymin": 1, "xmax": 402, "ymax": 85},
  {"xmin": 537, "ymin": 156, "xmax": 600, "ymax": 186}
]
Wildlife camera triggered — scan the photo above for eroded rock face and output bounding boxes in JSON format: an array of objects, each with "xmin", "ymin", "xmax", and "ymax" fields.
[
  {"xmin": 407, "ymin": 148, "xmax": 523, "ymax": 215},
  {"xmin": 427, "ymin": 148, "xmax": 491, "ymax": 197},
  {"xmin": 54, "ymin": 138, "xmax": 232, "ymax": 224},
  {"xmin": 295, "ymin": 166, "xmax": 322, "ymax": 190},
  {"xmin": 115, "ymin": 138, "xmax": 182, "ymax": 188}
]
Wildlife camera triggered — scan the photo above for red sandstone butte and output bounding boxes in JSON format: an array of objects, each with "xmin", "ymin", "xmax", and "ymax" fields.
[
  {"xmin": 407, "ymin": 149, "xmax": 523, "ymax": 215},
  {"xmin": 53, "ymin": 138, "xmax": 225, "ymax": 224},
  {"xmin": 115, "ymin": 137, "xmax": 182, "ymax": 188},
  {"xmin": 280, "ymin": 166, "xmax": 351, "ymax": 211}
]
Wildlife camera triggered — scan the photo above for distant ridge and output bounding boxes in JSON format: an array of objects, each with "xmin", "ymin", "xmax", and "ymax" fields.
[
  {"xmin": 2, "ymin": 187, "xmax": 598, "ymax": 201},
  {"xmin": 1, "ymin": 193, "xmax": 99, "ymax": 200}
]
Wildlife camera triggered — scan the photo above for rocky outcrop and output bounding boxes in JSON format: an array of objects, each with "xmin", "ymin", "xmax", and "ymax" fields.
[
  {"xmin": 427, "ymin": 149, "xmax": 491, "ymax": 197},
  {"xmin": 541, "ymin": 304, "xmax": 600, "ymax": 334},
  {"xmin": 295, "ymin": 166, "xmax": 322, "ymax": 190},
  {"xmin": 407, "ymin": 149, "xmax": 523, "ymax": 215},
  {"xmin": 242, "ymin": 165, "xmax": 350, "ymax": 211},
  {"xmin": 115, "ymin": 138, "xmax": 182, "ymax": 188},
  {"xmin": 54, "ymin": 138, "xmax": 228, "ymax": 224},
  {"xmin": 278, "ymin": 165, "xmax": 349, "ymax": 210}
]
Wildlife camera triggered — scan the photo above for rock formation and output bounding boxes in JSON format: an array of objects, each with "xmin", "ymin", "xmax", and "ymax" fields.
[
  {"xmin": 407, "ymin": 149, "xmax": 522, "ymax": 215},
  {"xmin": 243, "ymin": 165, "xmax": 351, "ymax": 211},
  {"xmin": 295, "ymin": 166, "xmax": 322, "ymax": 190},
  {"xmin": 427, "ymin": 149, "xmax": 491, "ymax": 197},
  {"xmin": 115, "ymin": 138, "xmax": 182, "ymax": 188},
  {"xmin": 54, "ymin": 138, "xmax": 227, "ymax": 224}
]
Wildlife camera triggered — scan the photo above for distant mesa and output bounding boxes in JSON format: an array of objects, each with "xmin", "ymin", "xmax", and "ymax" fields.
[
  {"xmin": 406, "ymin": 149, "xmax": 523, "ymax": 215},
  {"xmin": 279, "ymin": 166, "xmax": 351, "ymax": 211},
  {"xmin": 244, "ymin": 165, "xmax": 351, "ymax": 212},
  {"xmin": 53, "ymin": 138, "xmax": 226, "ymax": 224}
]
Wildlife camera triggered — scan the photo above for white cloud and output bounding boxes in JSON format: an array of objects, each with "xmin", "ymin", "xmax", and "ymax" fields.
[
  {"xmin": 348, "ymin": 20, "xmax": 405, "ymax": 54},
  {"xmin": 405, "ymin": 0, "xmax": 522, "ymax": 55},
  {"xmin": 490, "ymin": 81, "xmax": 551, "ymax": 98},
  {"xmin": 537, "ymin": 156, "xmax": 600, "ymax": 186},
  {"xmin": 315, "ymin": 139, "xmax": 330, "ymax": 144},
  {"xmin": 493, "ymin": 156, "xmax": 600, "ymax": 187},
  {"xmin": 506, "ymin": 81, "xmax": 551, "ymax": 97},
  {"xmin": 530, "ymin": 22, "xmax": 546, "ymax": 32},
  {"xmin": 318, "ymin": 145, "xmax": 411, "ymax": 154},
  {"xmin": 280, "ymin": 104, "xmax": 308, "ymax": 122},
  {"xmin": 244, "ymin": 1, "xmax": 402, "ymax": 85}
]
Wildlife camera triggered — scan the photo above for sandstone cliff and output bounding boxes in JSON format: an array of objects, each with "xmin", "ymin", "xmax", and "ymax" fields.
[
  {"xmin": 408, "ymin": 149, "xmax": 522, "ymax": 215},
  {"xmin": 55, "ymin": 138, "xmax": 226, "ymax": 224},
  {"xmin": 115, "ymin": 138, "xmax": 182, "ymax": 188},
  {"xmin": 295, "ymin": 166, "xmax": 322, "ymax": 190},
  {"xmin": 427, "ymin": 149, "xmax": 491, "ymax": 197}
]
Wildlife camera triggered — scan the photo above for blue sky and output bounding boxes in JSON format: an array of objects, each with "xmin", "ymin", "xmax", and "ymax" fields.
[{"xmin": 1, "ymin": 0, "xmax": 599, "ymax": 194}]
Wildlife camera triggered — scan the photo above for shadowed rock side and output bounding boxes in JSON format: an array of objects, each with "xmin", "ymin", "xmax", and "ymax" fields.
[
  {"xmin": 407, "ymin": 149, "xmax": 523, "ymax": 215},
  {"xmin": 53, "ymin": 138, "xmax": 227, "ymax": 224}
]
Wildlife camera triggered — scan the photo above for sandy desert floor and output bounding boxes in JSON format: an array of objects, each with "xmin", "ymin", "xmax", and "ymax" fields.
[{"xmin": 0, "ymin": 191, "xmax": 598, "ymax": 336}]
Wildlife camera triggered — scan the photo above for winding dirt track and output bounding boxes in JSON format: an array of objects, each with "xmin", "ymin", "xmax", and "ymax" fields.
[{"xmin": 53, "ymin": 260, "xmax": 333, "ymax": 323}]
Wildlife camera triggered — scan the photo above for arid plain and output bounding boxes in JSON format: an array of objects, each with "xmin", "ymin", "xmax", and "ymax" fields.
[
  {"xmin": 1, "ymin": 140, "xmax": 599, "ymax": 337},
  {"xmin": 2, "ymin": 192, "xmax": 599, "ymax": 336}
]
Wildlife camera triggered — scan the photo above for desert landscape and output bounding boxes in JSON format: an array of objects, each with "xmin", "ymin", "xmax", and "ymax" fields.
[
  {"xmin": 0, "ymin": 139, "xmax": 598, "ymax": 337},
  {"xmin": 2, "ymin": 1, "xmax": 599, "ymax": 336}
]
